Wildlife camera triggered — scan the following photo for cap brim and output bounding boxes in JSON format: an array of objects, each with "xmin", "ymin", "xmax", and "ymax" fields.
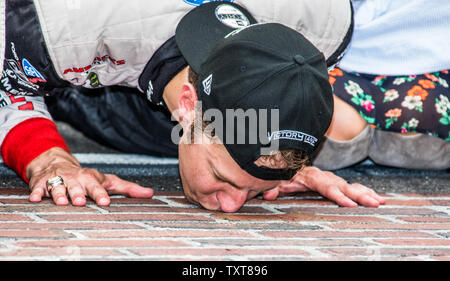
[{"xmin": 175, "ymin": 1, "xmax": 257, "ymax": 73}]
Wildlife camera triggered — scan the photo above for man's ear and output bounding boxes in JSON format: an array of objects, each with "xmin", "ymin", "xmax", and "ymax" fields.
[{"xmin": 177, "ymin": 82, "xmax": 199, "ymax": 125}]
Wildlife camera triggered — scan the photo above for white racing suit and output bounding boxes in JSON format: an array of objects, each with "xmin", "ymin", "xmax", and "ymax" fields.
[{"xmin": 0, "ymin": 0, "xmax": 354, "ymax": 180}]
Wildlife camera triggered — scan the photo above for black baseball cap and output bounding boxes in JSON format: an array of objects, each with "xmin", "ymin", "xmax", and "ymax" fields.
[{"xmin": 176, "ymin": 2, "xmax": 333, "ymax": 180}]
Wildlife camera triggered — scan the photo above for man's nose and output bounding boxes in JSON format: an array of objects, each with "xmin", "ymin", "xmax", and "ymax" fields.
[{"xmin": 216, "ymin": 189, "xmax": 248, "ymax": 213}]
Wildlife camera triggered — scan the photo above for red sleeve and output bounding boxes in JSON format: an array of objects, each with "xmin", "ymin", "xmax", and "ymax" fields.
[{"xmin": 1, "ymin": 118, "xmax": 70, "ymax": 183}]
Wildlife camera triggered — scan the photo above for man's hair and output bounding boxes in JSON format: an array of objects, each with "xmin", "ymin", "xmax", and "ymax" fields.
[{"xmin": 188, "ymin": 67, "xmax": 310, "ymax": 172}]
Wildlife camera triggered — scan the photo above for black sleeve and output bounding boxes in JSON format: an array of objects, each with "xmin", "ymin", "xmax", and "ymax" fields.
[{"xmin": 45, "ymin": 85, "xmax": 179, "ymax": 157}]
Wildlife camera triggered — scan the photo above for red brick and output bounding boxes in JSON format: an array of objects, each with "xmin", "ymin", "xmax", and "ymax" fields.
[
  {"xmin": 0, "ymin": 188, "xmax": 449, "ymax": 261},
  {"xmin": 0, "ymin": 188, "xmax": 29, "ymax": 195},
  {"xmin": 109, "ymin": 198, "xmax": 167, "ymax": 205},
  {"xmin": 15, "ymin": 239, "xmax": 189, "ymax": 248},
  {"xmin": 331, "ymin": 222, "xmax": 450, "ymax": 230},
  {"xmin": 102, "ymin": 205, "xmax": 271, "ymax": 214},
  {"xmin": 430, "ymin": 200, "xmax": 450, "ymax": 206},
  {"xmin": 100, "ymin": 206, "xmax": 201, "ymax": 213},
  {"xmin": 192, "ymin": 238, "xmax": 375, "ymax": 247},
  {"xmin": 39, "ymin": 213, "xmax": 213, "ymax": 222},
  {"xmin": 0, "ymin": 230, "xmax": 73, "ymax": 238},
  {"xmin": 81, "ymin": 229, "xmax": 255, "ymax": 239},
  {"xmin": 0, "ymin": 197, "xmax": 168, "ymax": 205},
  {"xmin": 147, "ymin": 222, "xmax": 317, "ymax": 230},
  {"xmin": 384, "ymin": 199, "xmax": 433, "ymax": 206},
  {"xmin": 247, "ymin": 198, "xmax": 335, "ymax": 206},
  {"xmin": 279, "ymin": 206, "xmax": 443, "ymax": 216},
  {"xmin": 434, "ymin": 256, "xmax": 450, "ymax": 261},
  {"xmin": 398, "ymin": 216, "xmax": 450, "ymax": 223},
  {"xmin": 322, "ymin": 247, "xmax": 450, "ymax": 257},
  {"xmin": 166, "ymin": 197, "xmax": 197, "ymax": 205},
  {"xmin": 0, "ymin": 222, "xmax": 144, "ymax": 230},
  {"xmin": 307, "ymin": 257, "xmax": 374, "ymax": 261},
  {"xmin": 0, "ymin": 198, "xmax": 53, "ymax": 204},
  {"xmin": 154, "ymin": 191, "xmax": 186, "ymax": 197},
  {"xmin": 214, "ymin": 213, "xmax": 388, "ymax": 223},
  {"xmin": 261, "ymin": 230, "xmax": 435, "ymax": 238},
  {"xmin": 132, "ymin": 248, "xmax": 310, "ymax": 257},
  {"xmin": 0, "ymin": 205, "xmax": 97, "ymax": 213},
  {"xmin": 168, "ymin": 197, "xmax": 298, "ymax": 212},
  {"xmin": 0, "ymin": 214, "xmax": 32, "ymax": 221},
  {"xmin": 292, "ymin": 257, "xmax": 423, "ymax": 261},
  {"xmin": 374, "ymin": 238, "xmax": 450, "ymax": 246},
  {"xmin": 0, "ymin": 248, "xmax": 124, "ymax": 257}
]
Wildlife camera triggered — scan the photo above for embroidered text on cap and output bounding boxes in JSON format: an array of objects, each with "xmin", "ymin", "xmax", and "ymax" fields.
[{"xmin": 215, "ymin": 4, "xmax": 251, "ymax": 29}]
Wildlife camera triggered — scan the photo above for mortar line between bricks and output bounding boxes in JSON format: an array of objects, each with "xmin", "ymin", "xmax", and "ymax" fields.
[
  {"xmin": 116, "ymin": 248, "xmax": 139, "ymax": 258},
  {"xmin": 67, "ymin": 228, "xmax": 443, "ymax": 239},
  {"xmin": 0, "ymin": 255, "xmax": 434, "ymax": 261},
  {"xmin": 4, "ymin": 244, "xmax": 449, "ymax": 250},
  {"xmin": 24, "ymin": 213, "xmax": 48, "ymax": 223},
  {"xmin": 8, "ymin": 228, "xmax": 437, "ymax": 239},
  {"xmin": 0, "ymin": 221, "xmax": 153, "ymax": 226},
  {"xmin": 379, "ymin": 215, "xmax": 415, "ymax": 224},
  {"xmin": 63, "ymin": 230, "xmax": 89, "ymax": 239},
  {"xmin": 87, "ymin": 205, "xmax": 110, "ymax": 214},
  {"xmin": 0, "ymin": 195, "xmax": 29, "ymax": 199},
  {"xmin": 297, "ymin": 247, "xmax": 330, "ymax": 258},
  {"xmin": 132, "ymin": 222, "xmax": 155, "ymax": 230},
  {"xmin": 155, "ymin": 197, "xmax": 190, "ymax": 207},
  {"xmin": 259, "ymin": 205, "xmax": 284, "ymax": 214},
  {"xmin": 8, "ymin": 244, "xmax": 450, "ymax": 250},
  {"xmin": 0, "ymin": 255, "xmax": 311, "ymax": 261},
  {"xmin": 420, "ymin": 230, "xmax": 449, "ymax": 238},
  {"xmin": 2, "ymin": 211, "xmax": 219, "ymax": 218},
  {"xmin": 385, "ymin": 193, "xmax": 412, "ymax": 199},
  {"xmin": 101, "ymin": 204, "xmax": 175, "ymax": 208}
]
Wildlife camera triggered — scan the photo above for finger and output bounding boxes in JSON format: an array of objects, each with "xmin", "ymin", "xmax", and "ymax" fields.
[
  {"xmin": 325, "ymin": 187, "xmax": 358, "ymax": 208},
  {"xmin": 29, "ymin": 178, "xmax": 50, "ymax": 203},
  {"xmin": 66, "ymin": 179, "xmax": 87, "ymax": 206},
  {"xmin": 51, "ymin": 184, "xmax": 69, "ymax": 206},
  {"xmin": 343, "ymin": 184, "xmax": 382, "ymax": 208},
  {"xmin": 277, "ymin": 181, "xmax": 310, "ymax": 194},
  {"xmin": 103, "ymin": 175, "xmax": 154, "ymax": 198},
  {"xmin": 85, "ymin": 183, "xmax": 111, "ymax": 206},
  {"xmin": 263, "ymin": 188, "xmax": 279, "ymax": 201},
  {"xmin": 29, "ymin": 185, "xmax": 46, "ymax": 203},
  {"xmin": 367, "ymin": 188, "xmax": 386, "ymax": 205}
]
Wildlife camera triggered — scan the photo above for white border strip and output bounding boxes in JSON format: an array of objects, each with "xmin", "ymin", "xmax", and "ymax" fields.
[
  {"xmin": 72, "ymin": 154, "xmax": 179, "ymax": 165},
  {"xmin": 0, "ymin": 154, "xmax": 178, "ymax": 165}
]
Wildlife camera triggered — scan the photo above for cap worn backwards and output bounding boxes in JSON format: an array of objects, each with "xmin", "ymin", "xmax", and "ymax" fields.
[{"xmin": 176, "ymin": 2, "xmax": 334, "ymax": 180}]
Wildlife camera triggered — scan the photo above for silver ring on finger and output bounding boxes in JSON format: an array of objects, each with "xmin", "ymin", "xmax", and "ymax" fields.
[{"xmin": 46, "ymin": 176, "xmax": 66, "ymax": 193}]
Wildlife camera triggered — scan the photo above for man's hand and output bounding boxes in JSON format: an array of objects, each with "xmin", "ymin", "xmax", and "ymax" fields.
[
  {"xmin": 26, "ymin": 147, "xmax": 154, "ymax": 206},
  {"xmin": 263, "ymin": 166, "xmax": 385, "ymax": 207}
]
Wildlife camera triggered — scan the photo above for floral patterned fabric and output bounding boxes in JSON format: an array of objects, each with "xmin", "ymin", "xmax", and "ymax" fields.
[{"xmin": 329, "ymin": 68, "xmax": 450, "ymax": 141}]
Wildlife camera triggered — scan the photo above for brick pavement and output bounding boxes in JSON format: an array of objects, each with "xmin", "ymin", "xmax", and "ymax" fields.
[{"xmin": 0, "ymin": 187, "xmax": 449, "ymax": 261}]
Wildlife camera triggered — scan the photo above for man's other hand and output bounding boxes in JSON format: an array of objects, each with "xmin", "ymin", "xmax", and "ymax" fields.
[{"xmin": 25, "ymin": 147, "xmax": 154, "ymax": 206}]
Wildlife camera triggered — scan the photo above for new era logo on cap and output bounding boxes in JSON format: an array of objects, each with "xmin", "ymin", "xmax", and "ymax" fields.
[
  {"xmin": 202, "ymin": 74, "xmax": 213, "ymax": 95},
  {"xmin": 215, "ymin": 4, "xmax": 251, "ymax": 29}
]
